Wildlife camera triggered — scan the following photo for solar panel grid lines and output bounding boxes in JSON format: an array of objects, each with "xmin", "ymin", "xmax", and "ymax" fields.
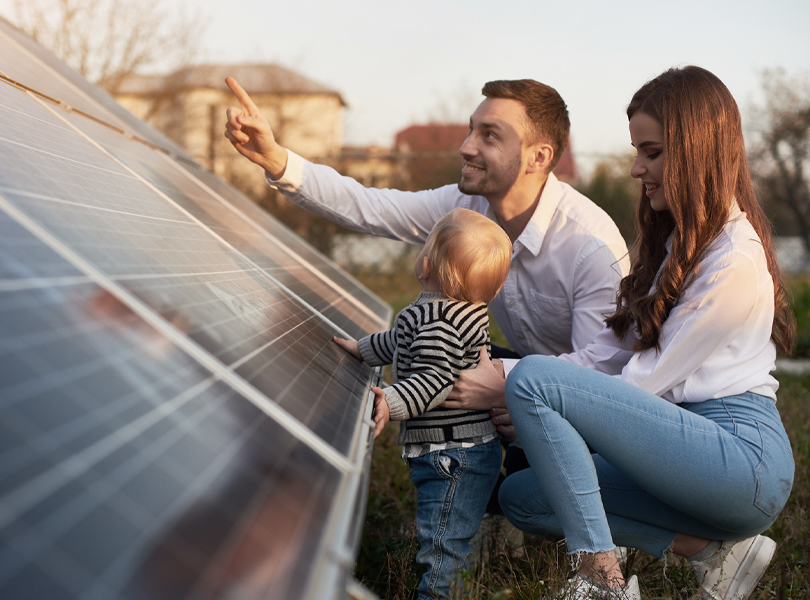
[
  {"xmin": 0, "ymin": 195, "xmax": 362, "ymax": 597},
  {"xmin": 0, "ymin": 16, "xmax": 386, "ymax": 338},
  {"xmin": 0, "ymin": 190, "xmax": 357, "ymax": 474},
  {"xmin": 0, "ymin": 17, "xmax": 198, "ymax": 163},
  {"xmin": 163, "ymin": 153, "xmax": 389, "ymax": 331},
  {"xmin": 3, "ymin": 230, "xmax": 340, "ymax": 597},
  {"xmin": 0, "ymin": 20, "xmax": 390, "ymax": 599},
  {"xmin": 35, "ymin": 94, "xmax": 369, "ymax": 342},
  {"xmin": 0, "ymin": 88, "xmax": 372, "ymax": 446}
]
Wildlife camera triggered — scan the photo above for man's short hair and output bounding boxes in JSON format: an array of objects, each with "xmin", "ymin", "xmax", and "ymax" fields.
[
  {"xmin": 482, "ymin": 79, "xmax": 570, "ymax": 171},
  {"xmin": 424, "ymin": 208, "xmax": 512, "ymax": 304}
]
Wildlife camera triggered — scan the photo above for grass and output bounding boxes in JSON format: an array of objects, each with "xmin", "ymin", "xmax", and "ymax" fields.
[{"xmin": 351, "ymin": 267, "xmax": 810, "ymax": 599}]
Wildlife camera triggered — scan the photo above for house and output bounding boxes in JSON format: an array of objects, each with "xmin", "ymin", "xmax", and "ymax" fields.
[{"xmin": 114, "ymin": 64, "xmax": 346, "ymax": 195}]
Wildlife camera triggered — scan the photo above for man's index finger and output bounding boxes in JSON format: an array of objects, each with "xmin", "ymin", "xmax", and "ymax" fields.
[{"xmin": 225, "ymin": 77, "xmax": 259, "ymax": 115}]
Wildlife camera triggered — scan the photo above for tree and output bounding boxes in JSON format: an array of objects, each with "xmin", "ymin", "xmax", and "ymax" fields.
[
  {"xmin": 6, "ymin": 0, "xmax": 208, "ymax": 94},
  {"xmin": 749, "ymin": 69, "xmax": 810, "ymax": 254},
  {"xmin": 575, "ymin": 155, "xmax": 638, "ymax": 245}
]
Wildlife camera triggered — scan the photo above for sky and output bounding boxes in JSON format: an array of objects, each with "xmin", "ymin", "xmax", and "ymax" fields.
[
  {"xmin": 8, "ymin": 0, "xmax": 810, "ymax": 175},
  {"xmin": 190, "ymin": 0, "xmax": 809, "ymax": 175}
]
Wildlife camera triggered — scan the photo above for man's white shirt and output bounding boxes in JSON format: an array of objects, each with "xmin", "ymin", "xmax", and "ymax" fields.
[{"xmin": 268, "ymin": 149, "xmax": 630, "ymax": 375}]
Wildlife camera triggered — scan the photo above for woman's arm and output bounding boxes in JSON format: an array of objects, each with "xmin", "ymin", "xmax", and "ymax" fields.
[{"xmin": 622, "ymin": 249, "xmax": 761, "ymax": 398}]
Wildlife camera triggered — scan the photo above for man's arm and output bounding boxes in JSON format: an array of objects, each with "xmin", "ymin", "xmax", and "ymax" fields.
[
  {"xmin": 224, "ymin": 77, "xmax": 466, "ymax": 245},
  {"xmin": 569, "ymin": 242, "xmax": 628, "ymax": 352}
]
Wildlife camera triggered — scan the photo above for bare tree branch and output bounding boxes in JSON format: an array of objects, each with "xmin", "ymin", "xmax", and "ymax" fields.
[
  {"xmin": 8, "ymin": 0, "xmax": 208, "ymax": 94},
  {"xmin": 749, "ymin": 68, "xmax": 810, "ymax": 254}
]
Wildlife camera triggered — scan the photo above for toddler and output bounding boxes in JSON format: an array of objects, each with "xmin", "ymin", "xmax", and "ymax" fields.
[{"xmin": 334, "ymin": 207, "xmax": 511, "ymax": 599}]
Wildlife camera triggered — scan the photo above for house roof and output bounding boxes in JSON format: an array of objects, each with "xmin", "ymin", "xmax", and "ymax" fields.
[
  {"xmin": 395, "ymin": 124, "xmax": 469, "ymax": 153},
  {"xmin": 116, "ymin": 63, "xmax": 346, "ymax": 105}
]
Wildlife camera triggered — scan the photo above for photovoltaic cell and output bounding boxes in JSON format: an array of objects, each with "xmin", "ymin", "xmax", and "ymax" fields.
[
  {"xmin": 0, "ymin": 16, "xmax": 197, "ymax": 162},
  {"xmin": 0, "ymin": 221, "xmax": 343, "ymax": 599},
  {"xmin": 0, "ymin": 18, "xmax": 388, "ymax": 600},
  {"xmin": 59, "ymin": 109, "xmax": 385, "ymax": 338}
]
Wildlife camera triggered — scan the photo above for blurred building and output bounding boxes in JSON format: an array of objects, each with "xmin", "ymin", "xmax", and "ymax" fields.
[
  {"xmin": 392, "ymin": 123, "xmax": 577, "ymax": 189},
  {"xmin": 335, "ymin": 145, "xmax": 401, "ymax": 189},
  {"xmin": 114, "ymin": 63, "xmax": 345, "ymax": 196}
]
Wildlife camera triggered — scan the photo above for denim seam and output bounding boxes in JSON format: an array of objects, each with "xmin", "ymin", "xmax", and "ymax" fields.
[
  {"xmin": 721, "ymin": 397, "xmax": 738, "ymax": 436},
  {"xmin": 752, "ymin": 421, "xmax": 778, "ymax": 517},
  {"xmin": 530, "ymin": 385, "xmax": 610, "ymax": 555},
  {"xmin": 427, "ymin": 449, "xmax": 466, "ymax": 593}
]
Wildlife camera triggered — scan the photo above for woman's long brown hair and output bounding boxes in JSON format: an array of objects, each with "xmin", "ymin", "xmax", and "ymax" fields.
[{"xmin": 604, "ymin": 66, "xmax": 795, "ymax": 355}]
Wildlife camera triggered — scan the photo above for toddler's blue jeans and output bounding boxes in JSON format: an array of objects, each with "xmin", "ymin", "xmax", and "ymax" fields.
[{"xmin": 408, "ymin": 438, "xmax": 501, "ymax": 599}]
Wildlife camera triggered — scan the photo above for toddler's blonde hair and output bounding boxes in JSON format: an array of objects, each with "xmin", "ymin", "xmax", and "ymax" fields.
[{"xmin": 423, "ymin": 208, "xmax": 512, "ymax": 303}]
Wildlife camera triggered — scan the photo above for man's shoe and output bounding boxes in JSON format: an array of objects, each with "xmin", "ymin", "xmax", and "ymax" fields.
[
  {"xmin": 552, "ymin": 574, "xmax": 640, "ymax": 600},
  {"xmin": 690, "ymin": 535, "xmax": 776, "ymax": 599}
]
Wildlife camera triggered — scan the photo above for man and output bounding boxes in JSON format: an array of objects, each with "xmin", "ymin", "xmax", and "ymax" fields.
[{"xmin": 224, "ymin": 77, "xmax": 629, "ymax": 433}]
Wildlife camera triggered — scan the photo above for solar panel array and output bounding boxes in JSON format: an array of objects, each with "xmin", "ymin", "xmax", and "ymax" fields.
[{"xmin": 0, "ymin": 16, "xmax": 391, "ymax": 600}]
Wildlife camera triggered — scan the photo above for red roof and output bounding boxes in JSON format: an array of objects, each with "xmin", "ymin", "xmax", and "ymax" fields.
[
  {"xmin": 395, "ymin": 124, "xmax": 468, "ymax": 153},
  {"xmin": 554, "ymin": 138, "xmax": 577, "ymax": 182}
]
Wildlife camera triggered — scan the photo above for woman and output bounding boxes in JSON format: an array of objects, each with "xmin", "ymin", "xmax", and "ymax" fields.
[{"xmin": 498, "ymin": 66, "xmax": 795, "ymax": 600}]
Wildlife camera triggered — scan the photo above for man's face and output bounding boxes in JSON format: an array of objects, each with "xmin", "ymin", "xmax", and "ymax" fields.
[{"xmin": 458, "ymin": 98, "xmax": 528, "ymax": 200}]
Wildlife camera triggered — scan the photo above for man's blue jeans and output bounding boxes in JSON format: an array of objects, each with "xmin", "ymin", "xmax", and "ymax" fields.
[
  {"xmin": 499, "ymin": 356, "xmax": 794, "ymax": 559},
  {"xmin": 408, "ymin": 439, "xmax": 501, "ymax": 599}
]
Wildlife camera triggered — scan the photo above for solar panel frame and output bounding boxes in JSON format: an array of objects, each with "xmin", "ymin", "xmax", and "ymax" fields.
[{"xmin": 0, "ymin": 19, "xmax": 390, "ymax": 600}]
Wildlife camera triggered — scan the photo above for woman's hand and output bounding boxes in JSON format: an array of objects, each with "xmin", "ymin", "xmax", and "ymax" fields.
[{"xmin": 441, "ymin": 347, "xmax": 507, "ymax": 410}]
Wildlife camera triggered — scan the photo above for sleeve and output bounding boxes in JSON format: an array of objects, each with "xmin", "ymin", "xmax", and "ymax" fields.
[
  {"xmin": 268, "ymin": 150, "xmax": 461, "ymax": 244},
  {"xmin": 570, "ymin": 241, "xmax": 627, "ymax": 352},
  {"xmin": 556, "ymin": 323, "xmax": 636, "ymax": 375},
  {"xmin": 383, "ymin": 320, "xmax": 482, "ymax": 421},
  {"xmin": 619, "ymin": 251, "xmax": 759, "ymax": 397},
  {"xmin": 358, "ymin": 328, "xmax": 397, "ymax": 367}
]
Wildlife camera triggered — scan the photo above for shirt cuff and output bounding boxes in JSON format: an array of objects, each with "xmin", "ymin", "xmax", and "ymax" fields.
[
  {"xmin": 264, "ymin": 149, "xmax": 305, "ymax": 192},
  {"xmin": 502, "ymin": 358, "xmax": 520, "ymax": 379}
]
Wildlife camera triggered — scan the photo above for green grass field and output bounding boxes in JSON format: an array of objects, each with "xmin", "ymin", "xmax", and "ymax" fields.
[{"xmin": 352, "ymin": 269, "xmax": 810, "ymax": 599}]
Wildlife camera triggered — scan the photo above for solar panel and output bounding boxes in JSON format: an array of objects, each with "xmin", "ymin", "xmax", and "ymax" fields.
[{"xmin": 0, "ymin": 16, "xmax": 390, "ymax": 600}]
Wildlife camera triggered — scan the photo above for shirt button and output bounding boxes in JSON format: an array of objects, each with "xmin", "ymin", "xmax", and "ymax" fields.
[
  {"xmin": 518, "ymin": 333, "xmax": 525, "ymax": 340},
  {"xmin": 508, "ymin": 300, "xmax": 515, "ymax": 307}
]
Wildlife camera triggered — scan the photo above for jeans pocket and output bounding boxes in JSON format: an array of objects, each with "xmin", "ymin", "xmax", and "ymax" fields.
[
  {"xmin": 753, "ymin": 421, "xmax": 795, "ymax": 517},
  {"xmin": 435, "ymin": 449, "xmax": 464, "ymax": 479}
]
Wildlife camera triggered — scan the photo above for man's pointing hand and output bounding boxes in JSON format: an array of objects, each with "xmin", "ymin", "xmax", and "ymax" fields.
[{"xmin": 224, "ymin": 77, "xmax": 288, "ymax": 179}]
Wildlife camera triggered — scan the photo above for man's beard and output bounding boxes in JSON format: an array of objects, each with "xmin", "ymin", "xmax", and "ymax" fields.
[{"xmin": 458, "ymin": 154, "xmax": 521, "ymax": 198}]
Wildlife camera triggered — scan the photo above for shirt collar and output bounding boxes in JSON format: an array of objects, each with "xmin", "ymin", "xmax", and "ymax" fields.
[
  {"xmin": 415, "ymin": 291, "xmax": 448, "ymax": 304},
  {"xmin": 513, "ymin": 172, "xmax": 563, "ymax": 257}
]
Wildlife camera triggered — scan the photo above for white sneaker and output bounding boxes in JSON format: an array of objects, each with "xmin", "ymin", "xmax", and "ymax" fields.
[
  {"xmin": 690, "ymin": 535, "xmax": 776, "ymax": 599},
  {"xmin": 552, "ymin": 574, "xmax": 641, "ymax": 600}
]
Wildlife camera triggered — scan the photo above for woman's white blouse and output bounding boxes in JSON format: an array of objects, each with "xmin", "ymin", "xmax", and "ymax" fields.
[{"xmin": 556, "ymin": 203, "xmax": 779, "ymax": 403}]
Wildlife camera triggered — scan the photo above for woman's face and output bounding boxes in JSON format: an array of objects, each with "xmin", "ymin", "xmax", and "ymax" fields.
[{"xmin": 629, "ymin": 112, "xmax": 667, "ymax": 211}]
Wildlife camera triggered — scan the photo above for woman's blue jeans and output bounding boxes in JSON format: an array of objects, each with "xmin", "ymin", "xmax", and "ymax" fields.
[{"xmin": 499, "ymin": 356, "xmax": 794, "ymax": 559}]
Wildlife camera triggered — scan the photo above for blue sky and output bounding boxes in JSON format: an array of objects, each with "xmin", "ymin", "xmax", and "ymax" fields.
[{"xmin": 8, "ymin": 0, "xmax": 810, "ymax": 174}]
